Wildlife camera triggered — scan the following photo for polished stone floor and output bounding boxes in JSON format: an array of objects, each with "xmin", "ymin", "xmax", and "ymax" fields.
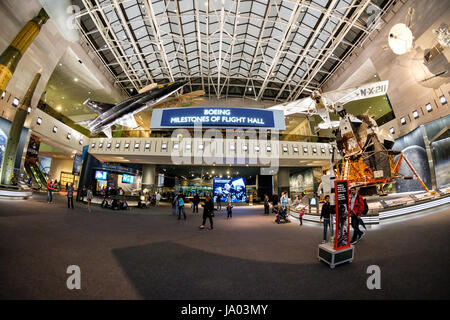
[{"xmin": 0, "ymin": 192, "xmax": 449, "ymax": 299}]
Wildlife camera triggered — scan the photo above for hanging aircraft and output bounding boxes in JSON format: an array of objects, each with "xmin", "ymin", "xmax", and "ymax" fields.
[
  {"xmin": 78, "ymin": 81, "xmax": 188, "ymax": 138},
  {"xmin": 268, "ymin": 80, "xmax": 389, "ymax": 131},
  {"xmin": 272, "ymin": 80, "xmax": 433, "ymax": 194}
]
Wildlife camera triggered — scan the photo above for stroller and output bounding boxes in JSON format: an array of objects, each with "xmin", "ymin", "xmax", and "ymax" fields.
[{"xmin": 275, "ymin": 206, "xmax": 290, "ymax": 224}]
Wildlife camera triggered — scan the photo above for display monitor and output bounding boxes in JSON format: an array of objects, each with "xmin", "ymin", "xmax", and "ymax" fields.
[
  {"xmin": 213, "ymin": 177, "xmax": 246, "ymax": 203},
  {"xmin": 95, "ymin": 170, "xmax": 107, "ymax": 180},
  {"xmin": 122, "ymin": 174, "xmax": 134, "ymax": 184}
]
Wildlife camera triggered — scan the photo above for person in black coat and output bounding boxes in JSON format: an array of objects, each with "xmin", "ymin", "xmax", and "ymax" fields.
[
  {"xmin": 320, "ymin": 195, "xmax": 334, "ymax": 243},
  {"xmin": 192, "ymin": 193, "xmax": 200, "ymax": 213},
  {"xmin": 200, "ymin": 195, "xmax": 214, "ymax": 230}
]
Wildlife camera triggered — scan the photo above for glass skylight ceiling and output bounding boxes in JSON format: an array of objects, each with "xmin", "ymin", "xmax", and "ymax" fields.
[{"xmin": 74, "ymin": 0, "xmax": 393, "ymax": 101}]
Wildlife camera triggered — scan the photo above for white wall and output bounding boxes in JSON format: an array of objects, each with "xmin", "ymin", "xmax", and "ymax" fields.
[
  {"xmin": 48, "ymin": 158, "xmax": 73, "ymax": 181},
  {"xmin": 322, "ymin": 0, "xmax": 450, "ymax": 139}
]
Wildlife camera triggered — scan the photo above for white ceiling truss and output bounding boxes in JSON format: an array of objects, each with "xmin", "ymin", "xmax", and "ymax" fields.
[{"xmin": 74, "ymin": 0, "xmax": 396, "ymax": 101}]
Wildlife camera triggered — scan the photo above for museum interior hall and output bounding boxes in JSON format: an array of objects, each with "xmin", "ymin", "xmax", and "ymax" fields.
[{"xmin": 0, "ymin": 0, "xmax": 449, "ymax": 303}]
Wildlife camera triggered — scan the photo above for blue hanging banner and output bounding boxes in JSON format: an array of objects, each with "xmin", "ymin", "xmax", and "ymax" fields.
[{"xmin": 151, "ymin": 107, "xmax": 285, "ymax": 130}]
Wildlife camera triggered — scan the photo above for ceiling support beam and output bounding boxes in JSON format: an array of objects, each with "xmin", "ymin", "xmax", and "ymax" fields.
[
  {"xmin": 142, "ymin": 0, "xmax": 175, "ymax": 82},
  {"xmin": 255, "ymin": 0, "xmax": 304, "ymax": 101},
  {"xmin": 291, "ymin": 0, "xmax": 371, "ymax": 100},
  {"xmin": 112, "ymin": 0, "xmax": 155, "ymax": 85}
]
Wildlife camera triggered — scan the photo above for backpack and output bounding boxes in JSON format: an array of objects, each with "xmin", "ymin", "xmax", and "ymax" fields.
[
  {"xmin": 178, "ymin": 198, "xmax": 184, "ymax": 206},
  {"xmin": 362, "ymin": 198, "xmax": 369, "ymax": 215}
]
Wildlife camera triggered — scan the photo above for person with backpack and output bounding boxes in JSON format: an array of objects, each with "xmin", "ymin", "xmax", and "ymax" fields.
[
  {"xmin": 177, "ymin": 192, "xmax": 186, "ymax": 220},
  {"xmin": 349, "ymin": 187, "xmax": 365, "ymax": 244},
  {"xmin": 359, "ymin": 198, "xmax": 369, "ymax": 230}
]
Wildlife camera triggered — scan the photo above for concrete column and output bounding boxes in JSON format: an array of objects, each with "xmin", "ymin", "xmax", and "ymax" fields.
[
  {"xmin": 421, "ymin": 125, "xmax": 437, "ymax": 191},
  {"xmin": 0, "ymin": 72, "xmax": 41, "ymax": 184},
  {"xmin": 276, "ymin": 167, "xmax": 290, "ymax": 196},
  {"xmin": 142, "ymin": 164, "xmax": 156, "ymax": 193}
]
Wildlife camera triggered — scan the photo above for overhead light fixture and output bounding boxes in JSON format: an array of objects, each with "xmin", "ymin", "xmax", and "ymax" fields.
[
  {"xmin": 400, "ymin": 117, "xmax": 406, "ymax": 125},
  {"xmin": 293, "ymin": 147, "xmax": 298, "ymax": 153},
  {"xmin": 440, "ymin": 95, "xmax": 447, "ymax": 104},
  {"xmin": 124, "ymin": 143, "xmax": 130, "ymax": 149},
  {"xmin": 266, "ymin": 146, "xmax": 272, "ymax": 152},
  {"xmin": 1, "ymin": 91, "xmax": 5, "ymax": 99},
  {"xmin": 91, "ymin": 143, "xmax": 95, "ymax": 148},
  {"xmin": 303, "ymin": 147, "xmax": 308, "ymax": 153},
  {"xmin": 312, "ymin": 148, "xmax": 317, "ymax": 153},
  {"xmin": 242, "ymin": 145, "xmax": 248, "ymax": 151},
  {"xmin": 321, "ymin": 148, "xmax": 325, "ymax": 154},
  {"xmin": 99, "ymin": 143, "xmax": 103, "ymax": 148},
  {"xmin": 27, "ymin": 107, "xmax": 31, "ymax": 113},
  {"xmin": 426, "ymin": 103, "xmax": 432, "ymax": 112},
  {"xmin": 198, "ymin": 144, "xmax": 204, "ymax": 150},
  {"xmin": 145, "ymin": 143, "xmax": 150, "ymax": 149},
  {"xmin": 116, "ymin": 143, "xmax": 121, "ymax": 148},
  {"xmin": 255, "ymin": 146, "xmax": 260, "ymax": 152},
  {"xmin": 390, "ymin": 127, "xmax": 395, "ymax": 135},
  {"xmin": 107, "ymin": 143, "xmax": 111, "ymax": 148},
  {"xmin": 282, "ymin": 146, "xmax": 288, "ymax": 152},
  {"xmin": 161, "ymin": 143, "xmax": 167, "ymax": 149},
  {"xmin": 52, "ymin": 126, "xmax": 58, "ymax": 133},
  {"xmin": 36, "ymin": 117, "xmax": 42, "ymax": 125},
  {"xmin": 66, "ymin": 133, "xmax": 71, "ymax": 140},
  {"xmin": 186, "ymin": 144, "xmax": 191, "ymax": 150},
  {"xmin": 412, "ymin": 110, "xmax": 419, "ymax": 119},
  {"xmin": 12, "ymin": 98, "xmax": 19, "ymax": 107},
  {"xmin": 74, "ymin": 78, "xmax": 78, "ymax": 82},
  {"xmin": 79, "ymin": 140, "xmax": 83, "ymax": 145},
  {"xmin": 173, "ymin": 143, "xmax": 179, "ymax": 150},
  {"xmin": 56, "ymin": 105, "xmax": 62, "ymax": 111},
  {"xmin": 134, "ymin": 143, "xmax": 140, "ymax": 149}
]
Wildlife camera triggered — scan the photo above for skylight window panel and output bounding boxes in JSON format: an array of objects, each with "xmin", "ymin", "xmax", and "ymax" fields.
[{"xmin": 303, "ymin": 13, "xmax": 319, "ymax": 27}]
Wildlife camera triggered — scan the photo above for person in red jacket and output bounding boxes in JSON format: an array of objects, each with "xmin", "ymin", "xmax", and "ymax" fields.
[
  {"xmin": 349, "ymin": 187, "xmax": 365, "ymax": 244},
  {"xmin": 46, "ymin": 179, "xmax": 54, "ymax": 203}
]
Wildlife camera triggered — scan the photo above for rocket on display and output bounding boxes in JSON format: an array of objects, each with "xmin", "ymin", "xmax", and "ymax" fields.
[{"xmin": 79, "ymin": 81, "xmax": 187, "ymax": 138}]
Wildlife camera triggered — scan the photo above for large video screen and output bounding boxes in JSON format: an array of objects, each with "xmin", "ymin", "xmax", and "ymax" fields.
[
  {"xmin": 95, "ymin": 170, "xmax": 107, "ymax": 180},
  {"xmin": 122, "ymin": 174, "xmax": 134, "ymax": 184},
  {"xmin": 213, "ymin": 177, "xmax": 246, "ymax": 203}
]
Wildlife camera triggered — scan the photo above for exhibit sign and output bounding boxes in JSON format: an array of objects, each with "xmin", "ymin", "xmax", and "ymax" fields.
[
  {"xmin": 213, "ymin": 177, "xmax": 246, "ymax": 203},
  {"xmin": 151, "ymin": 107, "xmax": 286, "ymax": 130},
  {"xmin": 72, "ymin": 154, "xmax": 82, "ymax": 175},
  {"xmin": 334, "ymin": 180, "xmax": 350, "ymax": 251}
]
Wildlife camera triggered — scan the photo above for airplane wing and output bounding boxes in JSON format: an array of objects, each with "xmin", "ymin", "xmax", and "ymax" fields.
[
  {"xmin": 115, "ymin": 113, "xmax": 139, "ymax": 129},
  {"xmin": 83, "ymin": 99, "xmax": 115, "ymax": 114},
  {"xmin": 102, "ymin": 127, "xmax": 112, "ymax": 139},
  {"xmin": 322, "ymin": 80, "xmax": 389, "ymax": 106},
  {"xmin": 268, "ymin": 97, "xmax": 316, "ymax": 116}
]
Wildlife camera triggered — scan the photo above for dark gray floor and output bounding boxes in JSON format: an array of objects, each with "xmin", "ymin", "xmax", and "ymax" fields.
[{"xmin": 0, "ymin": 192, "xmax": 449, "ymax": 299}]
